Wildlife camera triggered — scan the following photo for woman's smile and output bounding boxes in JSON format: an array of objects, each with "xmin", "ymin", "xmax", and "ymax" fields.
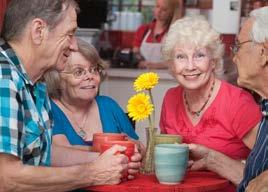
[
  {"xmin": 80, "ymin": 84, "xmax": 97, "ymax": 89},
  {"xmin": 183, "ymin": 73, "xmax": 202, "ymax": 80}
]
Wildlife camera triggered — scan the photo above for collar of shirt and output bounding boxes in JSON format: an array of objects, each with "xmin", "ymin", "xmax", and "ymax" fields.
[
  {"xmin": 261, "ymin": 99, "xmax": 268, "ymax": 117},
  {"xmin": 0, "ymin": 41, "xmax": 34, "ymax": 86}
]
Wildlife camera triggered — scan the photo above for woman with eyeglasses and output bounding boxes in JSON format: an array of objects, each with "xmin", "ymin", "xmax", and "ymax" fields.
[
  {"xmin": 160, "ymin": 16, "xmax": 261, "ymax": 188},
  {"xmin": 44, "ymin": 39, "xmax": 144, "ymax": 171}
]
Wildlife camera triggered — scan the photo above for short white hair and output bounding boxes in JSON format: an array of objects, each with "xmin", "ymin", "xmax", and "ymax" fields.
[
  {"xmin": 162, "ymin": 16, "xmax": 224, "ymax": 70},
  {"xmin": 250, "ymin": 6, "xmax": 268, "ymax": 43}
]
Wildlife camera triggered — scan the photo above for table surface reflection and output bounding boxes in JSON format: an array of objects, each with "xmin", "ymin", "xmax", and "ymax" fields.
[{"xmin": 85, "ymin": 171, "xmax": 235, "ymax": 192}]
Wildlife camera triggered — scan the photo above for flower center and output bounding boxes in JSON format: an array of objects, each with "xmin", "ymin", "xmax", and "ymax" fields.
[{"xmin": 138, "ymin": 105, "xmax": 146, "ymax": 113}]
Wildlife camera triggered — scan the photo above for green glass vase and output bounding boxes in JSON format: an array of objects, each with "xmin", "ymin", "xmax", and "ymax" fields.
[{"xmin": 141, "ymin": 127, "xmax": 157, "ymax": 174}]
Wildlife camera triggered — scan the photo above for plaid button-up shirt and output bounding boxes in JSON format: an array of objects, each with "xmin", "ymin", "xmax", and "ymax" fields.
[{"xmin": 0, "ymin": 41, "xmax": 52, "ymax": 166}]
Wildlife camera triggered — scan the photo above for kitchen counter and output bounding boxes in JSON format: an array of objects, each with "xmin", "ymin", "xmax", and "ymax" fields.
[{"xmin": 104, "ymin": 68, "xmax": 175, "ymax": 80}]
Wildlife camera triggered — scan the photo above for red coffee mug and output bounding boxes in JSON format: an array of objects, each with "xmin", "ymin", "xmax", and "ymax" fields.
[
  {"xmin": 100, "ymin": 140, "xmax": 135, "ymax": 180},
  {"xmin": 92, "ymin": 133, "xmax": 127, "ymax": 152}
]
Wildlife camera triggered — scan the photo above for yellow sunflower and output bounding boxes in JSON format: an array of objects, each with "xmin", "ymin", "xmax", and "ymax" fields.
[
  {"xmin": 134, "ymin": 72, "xmax": 159, "ymax": 92},
  {"xmin": 127, "ymin": 93, "xmax": 154, "ymax": 121}
]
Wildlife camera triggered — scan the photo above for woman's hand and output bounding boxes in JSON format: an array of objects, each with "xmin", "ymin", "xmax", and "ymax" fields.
[{"xmin": 246, "ymin": 170, "xmax": 268, "ymax": 192}]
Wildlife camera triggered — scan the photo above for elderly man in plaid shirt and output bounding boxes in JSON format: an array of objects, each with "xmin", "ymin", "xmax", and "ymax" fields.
[{"xmin": 0, "ymin": 0, "xmax": 141, "ymax": 191}]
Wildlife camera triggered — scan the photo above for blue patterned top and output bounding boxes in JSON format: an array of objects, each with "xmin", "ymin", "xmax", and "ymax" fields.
[
  {"xmin": 52, "ymin": 95, "xmax": 139, "ymax": 145},
  {"xmin": 0, "ymin": 42, "xmax": 52, "ymax": 166},
  {"xmin": 237, "ymin": 99, "xmax": 268, "ymax": 191}
]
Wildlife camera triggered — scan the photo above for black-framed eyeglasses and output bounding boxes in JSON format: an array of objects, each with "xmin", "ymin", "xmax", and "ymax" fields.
[
  {"xmin": 230, "ymin": 39, "xmax": 252, "ymax": 55},
  {"xmin": 61, "ymin": 66, "xmax": 103, "ymax": 79}
]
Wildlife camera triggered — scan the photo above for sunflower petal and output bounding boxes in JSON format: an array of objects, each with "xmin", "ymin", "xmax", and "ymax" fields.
[
  {"xmin": 134, "ymin": 72, "xmax": 159, "ymax": 92},
  {"xmin": 127, "ymin": 93, "xmax": 154, "ymax": 122}
]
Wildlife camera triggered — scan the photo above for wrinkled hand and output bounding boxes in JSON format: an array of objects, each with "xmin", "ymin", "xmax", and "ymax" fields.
[
  {"xmin": 127, "ymin": 144, "xmax": 142, "ymax": 180},
  {"xmin": 246, "ymin": 170, "xmax": 268, "ymax": 192},
  {"xmin": 90, "ymin": 145, "xmax": 129, "ymax": 185},
  {"xmin": 188, "ymin": 143, "xmax": 211, "ymax": 171}
]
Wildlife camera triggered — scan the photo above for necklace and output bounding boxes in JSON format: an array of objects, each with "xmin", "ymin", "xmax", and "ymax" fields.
[
  {"xmin": 184, "ymin": 79, "xmax": 215, "ymax": 117},
  {"xmin": 58, "ymin": 100, "xmax": 89, "ymax": 140},
  {"xmin": 75, "ymin": 112, "xmax": 89, "ymax": 140},
  {"xmin": 77, "ymin": 124, "xmax": 87, "ymax": 139}
]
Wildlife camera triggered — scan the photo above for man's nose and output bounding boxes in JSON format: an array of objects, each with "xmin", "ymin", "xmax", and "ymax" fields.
[{"xmin": 70, "ymin": 36, "xmax": 78, "ymax": 51}]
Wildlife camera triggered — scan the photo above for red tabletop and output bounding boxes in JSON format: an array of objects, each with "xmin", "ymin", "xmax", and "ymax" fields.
[{"xmin": 85, "ymin": 171, "xmax": 235, "ymax": 192}]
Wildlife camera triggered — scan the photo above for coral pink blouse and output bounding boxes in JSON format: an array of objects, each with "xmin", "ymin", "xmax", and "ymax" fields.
[{"xmin": 160, "ymin": 81, "xmax": 262, "ymax": 159}]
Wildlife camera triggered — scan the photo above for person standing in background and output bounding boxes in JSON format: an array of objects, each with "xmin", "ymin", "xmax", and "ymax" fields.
[
  {"xmin": 233, "ymin": 6, "xmax": 268, "ymax": 192},
  {"xmin": 133, "ymin": 0, "xmax": 183, "ymax": 69}
]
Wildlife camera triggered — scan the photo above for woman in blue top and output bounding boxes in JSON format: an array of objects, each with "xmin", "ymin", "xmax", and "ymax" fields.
[{"xmin": 45, "ymin": 38, "xmax": 141, "ymax": 152}]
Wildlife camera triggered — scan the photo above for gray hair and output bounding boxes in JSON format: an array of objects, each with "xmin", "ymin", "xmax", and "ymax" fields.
[
  {"xmin": 1, "ymin": 0, "xmax": 80, "ymax": 42},
  {"xmin": 44, "ymin": 38, "xmax": 108, "ymax": 99},
  {"xmin": 162, "ymin": 16, "xmax": 224, "ymax": 71},
  {"xmin": 249, "ymin": 6, "xmax": 268, "ymax": 43},
  {"xmin": 75, "ymin": 38, "xmax": 108, "ymax": 80}
]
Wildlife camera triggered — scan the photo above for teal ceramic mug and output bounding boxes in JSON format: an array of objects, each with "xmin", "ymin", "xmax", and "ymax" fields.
[{"xmin": 154, "ymin": 144, "xmax": 189, "ymax": 185}]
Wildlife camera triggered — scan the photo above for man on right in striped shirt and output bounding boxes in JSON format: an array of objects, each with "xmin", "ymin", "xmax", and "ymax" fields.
[{"xmin": 232, "ymin": 6, "xmax": 268, "ymax": 192}]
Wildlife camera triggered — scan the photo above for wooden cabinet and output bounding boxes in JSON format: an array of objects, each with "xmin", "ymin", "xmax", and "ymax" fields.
[
  {"xmin": 197, "ymin": 0, "xmax": 212, "ymax": 9},
  {"xmin": 185, "ymin": 0, "xmax": 212, "ymax": 9}
]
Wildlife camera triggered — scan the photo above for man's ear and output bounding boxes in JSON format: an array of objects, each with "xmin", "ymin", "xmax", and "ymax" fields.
[{"xmin": 30, "ymin": 18, "xmax": 46, "ymax": 45}]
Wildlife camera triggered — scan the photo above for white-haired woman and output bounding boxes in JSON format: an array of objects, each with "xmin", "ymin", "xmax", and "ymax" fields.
[{"xmin": 160, "ymin": 16, "xmax": 261, "ymax": 188}]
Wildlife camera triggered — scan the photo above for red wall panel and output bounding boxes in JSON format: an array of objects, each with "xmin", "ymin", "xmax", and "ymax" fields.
[{"xmin": 0, "ymin": 0, "xmax": 10, "ymax": 33}]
